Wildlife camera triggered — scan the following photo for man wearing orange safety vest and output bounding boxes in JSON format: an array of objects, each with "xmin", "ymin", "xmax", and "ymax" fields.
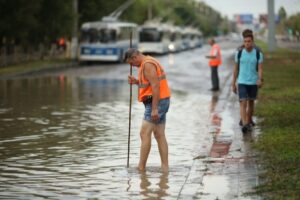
[
  {"xmin": 205, "ymin": 38, "xmax": 222, "ymax": 91},
  {"xmin": 125, "ymin": 48, "xmax": 171, "ymax": 172}
]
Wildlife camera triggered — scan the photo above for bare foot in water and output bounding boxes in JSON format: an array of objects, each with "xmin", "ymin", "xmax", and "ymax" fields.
[
  {"xmin": 137, "ymin": 166, "xmax": 146, "ymax": 172},
  {"xmin": 161, "ymin": 165, "xmax": 169, "ymax": 173}
]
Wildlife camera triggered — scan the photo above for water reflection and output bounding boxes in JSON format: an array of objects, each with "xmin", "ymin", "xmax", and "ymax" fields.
[
  {"xmin": 0, "ymin": 75, "xmax": 129, "ymax": 107},
  {"xmin": 0, "ymin": 71, "xmax": 212, "ymax": 199},
  {"xmin": 208, "ymin": 92, "xmax": 232, "ymax": 158},
  {"xmin": 0, "ymin": 45, "xmax": 259, "ymax": 199},
  {"xmin": 139, "ymin": 172, "xmax": 169, "ymax": 199},
  {"xmin": 0, "ymin": 75, "xmax": 140, "ymax": 199},
  {"xmin": 209, "ymin": 92, "xmax": 219, "ymax": 113}
]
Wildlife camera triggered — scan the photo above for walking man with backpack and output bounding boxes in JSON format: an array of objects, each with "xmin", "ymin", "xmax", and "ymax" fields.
[{"xmin": 231, "ymin": 29, "xmax": 264, "ymax": 133}]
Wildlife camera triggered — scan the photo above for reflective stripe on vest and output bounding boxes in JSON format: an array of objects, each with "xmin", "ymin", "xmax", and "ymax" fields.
[{"xmin": 138, "ymin": 74, "xmax": 166, "ymax": 88}]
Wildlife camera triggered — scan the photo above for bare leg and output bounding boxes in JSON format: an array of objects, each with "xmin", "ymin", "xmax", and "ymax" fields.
[
  {"xmin": 153, "ymin": 123, "xmax": 169, "ymax": 172},
  {"xmin": 240, "ymin": 100, "xmax": 248, "ymax": 126},
  {"xmin": 247, "ymin": 100, "xmax": 255, "ymax": 124},
  {"xmin": 138, "ymin": 120, "xmax": 155, "ymax": 171}
]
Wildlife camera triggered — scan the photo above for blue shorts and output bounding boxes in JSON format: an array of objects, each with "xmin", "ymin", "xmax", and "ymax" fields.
[
  {"xmin": 144, "ymin": 98, "xmax": 170, "ymax": 124},
  {"xmin": 238, "ymin": 84, "xmax": 258, "ymax": 101}
]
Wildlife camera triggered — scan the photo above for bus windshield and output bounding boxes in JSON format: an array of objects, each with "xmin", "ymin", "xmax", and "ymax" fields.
[
  {"xmin": 80, "ymin": 28, "xmax": 117, "ymax": 43},
  {"xmin": 170, "ymin": 32, "xmax": 178, "ymax": 42},
  {"xmin": 139, "ymin": 28, "xmax": 163, "ymax": 42}
]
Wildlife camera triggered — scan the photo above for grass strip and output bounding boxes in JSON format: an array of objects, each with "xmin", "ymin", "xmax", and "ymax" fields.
[{"xmin": 253, "ymin": 41, "xmax": 300, "ymax": 199}]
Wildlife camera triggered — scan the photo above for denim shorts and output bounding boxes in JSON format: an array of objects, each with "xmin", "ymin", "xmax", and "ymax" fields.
[
  {"xmin": 144, "ymin": 98, "xmax": 170, "ymax": 124},
  {"xmin": 238, "ymin": 84, "xmax": 258, "ymax": 101}
]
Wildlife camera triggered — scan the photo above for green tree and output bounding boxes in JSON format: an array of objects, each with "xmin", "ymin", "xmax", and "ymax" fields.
[
  {"xmin": 121, "ymin": 0, "xmax": 150, "ymax": 25},
  {"xmin": 0, "ymin": 0, "xmax": 74, "ymax": 47},
  {"xmin": 0, "ymin": 0, "xmax": 226, "ymax": 49},
  {"xmin": 78, "ymin": 0, "xmax": 126, "ymax": 25},
  {"xmin": 278, "ymin": 6, "xmax": 287, "ymax": 21},
  {"xmin": 124, "ymin": 0, "xmax": 224, "ymax": 36},
  {"xmin": 37, "ymin": 0, "xmax": 73, "ymax": 45},
  {"xmin": 0, "ymin": 0, "xmax": 41, "ymax": 46},
  {"xmin": 286, "ymin": 13, "xmax": 300, "ymax": 35}
]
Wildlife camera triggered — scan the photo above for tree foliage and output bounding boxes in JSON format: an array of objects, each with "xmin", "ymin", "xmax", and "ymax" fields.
[
  {"xmin": 78, "ymin": 0, "xmax": 126, "ymax": 25},
  {"xmin": 0, "ymin": 0, "xmax": 73, "ymax": 47},
  {"xmin": 0, "ymin": 0, "xmax": 227, "ymax": 48},
  {"xmin": 285, "ymin": 13, "xmax": 300, "ymax": 35},
  {"xmin": 278, "ymin": 6, "xmax": 287, "ymax": 21},
  {"xmin": 276, "ymin": 6, "xmax": 300, "ymax": 36},
  {"xmin": 121, "ymin": 0, "xmax": 224, "ymax": 36}
]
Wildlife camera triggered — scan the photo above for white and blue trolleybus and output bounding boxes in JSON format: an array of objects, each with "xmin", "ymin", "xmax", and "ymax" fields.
[
  {"xmin": 138, "ymin": 22, "xmax": 171, "ymax": 54},
  {"xmin": 79, "ymin": 17, "xmax": 138, "ymax": 62}
]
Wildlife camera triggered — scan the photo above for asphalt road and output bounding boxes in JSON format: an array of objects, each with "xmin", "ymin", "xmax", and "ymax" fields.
[{"xmin": 0, "ymin": 40, "xmax": 261, "ymax": 199}]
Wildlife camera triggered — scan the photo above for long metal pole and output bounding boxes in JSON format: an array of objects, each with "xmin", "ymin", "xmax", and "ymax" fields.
[
  {"xmin": 268, "ymin": 0, "xmax": 276, "ymax": 52},
  {"xmin": 127, "ymin": 31, "xmax": 133, "ymax": 168}
]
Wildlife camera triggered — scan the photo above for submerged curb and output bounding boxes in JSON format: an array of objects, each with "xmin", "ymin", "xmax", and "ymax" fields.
[{"xmin": 0, "ymin": 61, "xmax": 77, "ymax": 80}]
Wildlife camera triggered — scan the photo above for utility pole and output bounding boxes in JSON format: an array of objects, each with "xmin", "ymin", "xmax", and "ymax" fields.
[
  {"xmin": 71, "ymin": 0, "xmax": 78, "ymax": 60},
  {"xmin": 148, "ymin": 1, "xmax": 153, "ymax": 21},
  {"xmin": 268, "ymin": 0, "xmax": 276, "ymax": 52}
]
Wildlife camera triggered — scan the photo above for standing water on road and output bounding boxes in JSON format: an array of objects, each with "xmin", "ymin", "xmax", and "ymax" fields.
[{"xmin": 0, "ymin": 41, "xmax": 261, "ymax": 199}]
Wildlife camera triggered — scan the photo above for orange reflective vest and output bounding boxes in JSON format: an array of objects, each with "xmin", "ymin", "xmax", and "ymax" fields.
[
  {"xmin": 209, "ymin": 44, "xmax": 222, "ymax": 67},
  {"xmin": 138, "ymin": 56, "xmax": 171, "ymax": 102}
]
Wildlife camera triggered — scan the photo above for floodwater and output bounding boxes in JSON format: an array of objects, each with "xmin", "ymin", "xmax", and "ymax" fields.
[{"xmin": 0, "ymin": 40, "xmax": 260, "ymax": 199}]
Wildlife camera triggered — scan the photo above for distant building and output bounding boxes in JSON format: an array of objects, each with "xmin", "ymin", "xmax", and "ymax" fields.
[
  {"xmin": 234, "ymin": 14, "xmax": 255, "ymax": 34},
  {"xmin": 234, "ymin": 14, "xmax": 254, "ymax": 24}
]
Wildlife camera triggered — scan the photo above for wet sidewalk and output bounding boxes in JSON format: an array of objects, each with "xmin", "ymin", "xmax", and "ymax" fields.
[
  {"xmin": 175, "ymin": 70, "xmax": 261, "ymax": 199},
  {"xmin": 121, "ymin": 46, "xmax": 262, "ymax": 199}
]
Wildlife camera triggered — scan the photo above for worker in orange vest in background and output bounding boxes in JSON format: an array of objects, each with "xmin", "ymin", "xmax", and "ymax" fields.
[
  {"xmin": 205, "ymin": 38, "xmax": 222, "ymax": 91},
  {"xmin": 57, "ymin": 37, "xmax": 66, "ymax": 51}
]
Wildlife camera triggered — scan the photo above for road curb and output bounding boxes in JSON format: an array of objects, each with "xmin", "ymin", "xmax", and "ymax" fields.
[{"xmin": 0, "ymin": 61, "xmax": 78, "ymax": 80}]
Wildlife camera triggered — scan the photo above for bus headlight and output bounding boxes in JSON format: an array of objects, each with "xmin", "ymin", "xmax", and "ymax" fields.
[{"xmin": 169, "ymin": 44, "xmax": 175, "ymax": 51}]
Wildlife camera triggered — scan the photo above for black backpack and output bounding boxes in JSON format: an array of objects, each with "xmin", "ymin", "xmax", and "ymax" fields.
[{"xmin": 237, "ymin": 45, "xmax": 261, "ymax": 74}]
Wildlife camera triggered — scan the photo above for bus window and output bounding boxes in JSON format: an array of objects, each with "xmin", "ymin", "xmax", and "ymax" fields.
[
  {"xmin": 80, "ymin": 28, "xmax": 98, "ymax": 43},
  {"xmin": 80, "ymin": 30, "xmax": 89, "ymax": 42},
  {"xmin": 90, "ymin": 29, "xmax": 99, "ymax": 43},
  {"xmin": 118, "ymin": 27, "xmax": 126, "ymax": 40},
  {"xmin": 140, "ymin": 28, "xmax": 163, "ymax": 42},
  {"xmin": 170, "ymin": 33, "xmax": 176, "ymax": 42},
  {"xmin": 118, "ymin": 27, "xmax": 133, "ymax": 41},
  {"xmin": 162, "ymin": 31, "xmax": 170, "ymax": 41},
  {"xmin": 99, "ymin": 29, "xmax": 116, "ymax": 43}
]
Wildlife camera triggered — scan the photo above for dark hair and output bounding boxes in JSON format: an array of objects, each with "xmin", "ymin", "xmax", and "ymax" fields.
[
  {"xmin": 242, "ymin": 29, "xmax": 253, "ymax": 39},
  {"xmin": 124, "ymin": 48, "xmax": 140, "ymax": 62}
]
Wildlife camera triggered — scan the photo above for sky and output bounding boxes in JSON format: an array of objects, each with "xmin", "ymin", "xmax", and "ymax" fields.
[{"xmin": 198, "ymin": 0, "xmax": 300, "ymax": 19}]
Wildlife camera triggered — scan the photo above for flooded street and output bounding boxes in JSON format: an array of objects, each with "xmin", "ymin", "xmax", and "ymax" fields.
[{"xmin": 0, "ymin": 41, "xmax": 261, "ymax": 199}]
